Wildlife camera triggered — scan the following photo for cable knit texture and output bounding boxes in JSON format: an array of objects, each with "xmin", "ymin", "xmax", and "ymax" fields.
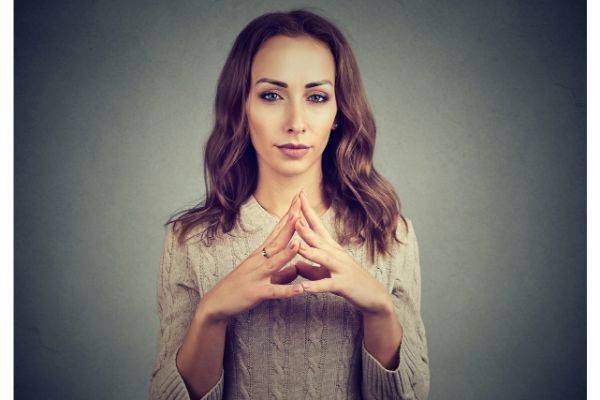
[{"xmin": 149, "ymin": 195, "xmax": 430, "ymax": 399}]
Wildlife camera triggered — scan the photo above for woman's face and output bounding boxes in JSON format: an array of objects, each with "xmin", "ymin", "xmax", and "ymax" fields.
[{"xmin": 245, "ymin": 35, "xmax": 338, "ymax": 178}]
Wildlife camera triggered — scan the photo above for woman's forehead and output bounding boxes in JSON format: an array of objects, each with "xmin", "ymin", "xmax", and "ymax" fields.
[{"xmin": 251, "ymin": 36, "xmax": 335, "ymax": 85}]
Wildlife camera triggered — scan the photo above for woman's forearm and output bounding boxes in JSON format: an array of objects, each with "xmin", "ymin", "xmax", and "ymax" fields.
[
  {"xmin": 176, "ymin": 296, "xmax": 228, "ymax": 400},
  {"xmin": 362, "ymin": 303, "xmax": 403, "ymax": 370}
]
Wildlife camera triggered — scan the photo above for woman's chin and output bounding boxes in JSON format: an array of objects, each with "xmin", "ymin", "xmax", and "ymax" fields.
[
  {"xmin": 277, "ymin": 164, "xmax": 310, "ymax": 177},
  {"xmin": 266, "ymin": 158, "xmax": 311, "ymax": 176}
]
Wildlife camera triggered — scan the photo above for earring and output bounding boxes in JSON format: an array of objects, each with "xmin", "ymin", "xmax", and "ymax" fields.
[{"xmin": 332, "ymin": 122, "xmax": 338, "ymax": 130}]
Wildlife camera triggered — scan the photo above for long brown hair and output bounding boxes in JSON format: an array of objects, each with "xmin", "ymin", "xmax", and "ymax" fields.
[{"xmin": 166, "ymin": 8, "xmax": 408, "ymax": 264}]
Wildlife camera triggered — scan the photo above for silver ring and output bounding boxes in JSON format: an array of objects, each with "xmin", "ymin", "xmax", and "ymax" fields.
[{"xmin": 261, "ymin": 247, "xmax": 270, "ymax": 258}]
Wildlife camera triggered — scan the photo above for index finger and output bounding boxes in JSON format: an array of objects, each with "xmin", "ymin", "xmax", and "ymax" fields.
[
  {"xmin": 258, "ymin": 239, "xmax": 300, "ymax": 277},
  {"xmin": 258, "ymin": 192, "xmax": 300, "ymax": 249},
  {"xmin": 298, "ymin": 190, "xmax": 336, "ymax": 243}
]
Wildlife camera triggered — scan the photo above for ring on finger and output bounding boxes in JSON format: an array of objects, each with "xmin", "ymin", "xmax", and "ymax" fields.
[{"xmin": 261, "ymin": 247, "xmax": 270, "ymax": 258}]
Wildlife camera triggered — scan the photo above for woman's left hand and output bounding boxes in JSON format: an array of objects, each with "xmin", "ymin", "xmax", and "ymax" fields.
[{"xmin": 294, "ymin": 190, "xmax": 393, "ymax": 316}]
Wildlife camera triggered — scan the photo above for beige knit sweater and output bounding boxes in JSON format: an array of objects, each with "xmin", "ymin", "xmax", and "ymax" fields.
[{"xmin": 149, "ymin": 195, "xmax": 430, "ymax": 399}]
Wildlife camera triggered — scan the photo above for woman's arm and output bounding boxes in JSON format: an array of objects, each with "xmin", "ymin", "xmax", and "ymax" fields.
[
  {"xmin": 361, "ymin": 217, "xmax": 431, "ymax": 400},
  {"xmin": 362, "ymin": 305, "xmax": 403, "ymax": 370},
  {"xmin": 149, "ymin": 226, "xmax": 225, "ymax": 400},
  {"xmin": 176, "ymin": 296, "xmax": 228, "ymax": 399}
]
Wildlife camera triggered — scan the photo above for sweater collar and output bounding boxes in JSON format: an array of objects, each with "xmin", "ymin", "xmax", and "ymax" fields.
[{"xmin": 239, "ymin": 194, "xmax": 335, "ymax": 234}]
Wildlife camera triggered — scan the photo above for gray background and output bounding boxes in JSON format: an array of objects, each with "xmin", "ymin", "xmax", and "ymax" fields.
[{"xmin": 15, "ymin": 0, "xmax": 585, "ymax": 399}]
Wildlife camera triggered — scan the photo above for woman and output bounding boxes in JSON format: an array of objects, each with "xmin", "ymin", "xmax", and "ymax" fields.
[{"xmin": 150, "ymin": 9, "xmax": 430, "ymax": 400}]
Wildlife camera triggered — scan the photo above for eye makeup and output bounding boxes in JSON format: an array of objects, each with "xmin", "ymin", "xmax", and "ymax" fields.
[{"xmin": 258, "ymin": 91, "xmax": 329, "ymax": 103}]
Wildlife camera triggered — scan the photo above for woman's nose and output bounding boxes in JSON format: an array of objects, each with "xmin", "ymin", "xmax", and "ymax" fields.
[{"xmin": 286, "ymin": 99, "xmax": 306, "ymax": 133}]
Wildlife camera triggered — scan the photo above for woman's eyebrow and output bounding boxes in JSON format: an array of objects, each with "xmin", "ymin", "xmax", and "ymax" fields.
[{"xmin": 255, "ymin": 78, "xmax": 333, "ymax": 88}]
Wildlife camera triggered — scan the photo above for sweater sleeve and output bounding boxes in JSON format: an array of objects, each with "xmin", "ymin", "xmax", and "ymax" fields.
[
  {"xmin": 361, "ymin": 217, "xmax": 431, "ymax": 400},
  {"xmin": 149, "ymin": 225, "xmax": 224, "ymax": 400}
]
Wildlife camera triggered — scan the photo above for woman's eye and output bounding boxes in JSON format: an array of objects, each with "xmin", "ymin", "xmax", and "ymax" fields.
[
  {"xmin": 308, "ymin": 94, "xmax": 328, "ymax": 103},
  {"xmin": 259, "ymin": 92, "xmax": 329, "ymax": 103},
  {"xmin": 260, "ymin": 92, "xmax": 282, "ymax": 102}
]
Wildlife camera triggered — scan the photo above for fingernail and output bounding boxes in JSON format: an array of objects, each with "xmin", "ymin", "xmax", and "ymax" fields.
[
  {"xmin": 299, "ymin": 219, "xmax": 306, "ymax": 227},
  {"xmin": 288, "ymin": 240, "xmax": 295, "ymax": 249}
]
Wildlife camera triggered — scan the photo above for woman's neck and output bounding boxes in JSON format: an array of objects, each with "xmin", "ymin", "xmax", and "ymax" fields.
[{"xmin": 253, "ymin": 179, "xmax": 328, "ymax": 220}]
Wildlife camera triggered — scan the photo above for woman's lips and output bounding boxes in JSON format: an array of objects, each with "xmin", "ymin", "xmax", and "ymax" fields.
[{"xmin": 276, "ymin": 146, "xmax": 311, "ymax": 159}]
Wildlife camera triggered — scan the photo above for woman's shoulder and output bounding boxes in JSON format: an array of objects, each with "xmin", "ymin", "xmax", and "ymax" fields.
[{"xmin": 394, "ymin": 214, "xmax": 414, "ymax": 244}]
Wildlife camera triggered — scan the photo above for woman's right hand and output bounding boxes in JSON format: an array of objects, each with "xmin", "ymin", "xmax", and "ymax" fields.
[{"xmin": 199, "ymin": 192, "xmax": 305, "ymax": 323}]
